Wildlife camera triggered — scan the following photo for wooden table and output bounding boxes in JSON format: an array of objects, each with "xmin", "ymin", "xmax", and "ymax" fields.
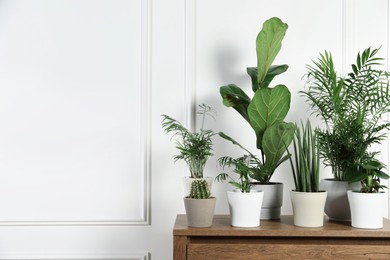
[{"xmin": 173, "ymin": 214, "xmax": 390, "ymax": 259}]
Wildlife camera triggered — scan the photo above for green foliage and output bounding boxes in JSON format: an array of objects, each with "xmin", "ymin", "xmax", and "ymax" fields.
[
  {"xmin": 219, "ymin": 17, "xmax": 293, "ymax": 183},
  {"xmin": 248, "ymin": 85, "xmax": 292, "ymax": 149},
  {"xmin": 301, "ymin": 47, "xmax": 390, "ymax": 182},
  {"xmin": 161, "ymin": 105, "xmax": 216, "ymax": 178},
  {"xmin": 345, "ymin": 158, "xmax": 389, "ymax": 193},
  {"xmin": 287, "ymin": 121, "xmax": 320, "ymax": 192},
  {"xmin": 188, "ymin": 179, "xmax": 211, "ymax": 199},
  {"xmin": 216, "ymin": 155, "xmax": 255, "ymax": 193},
  {"xmin": 256, "ymin": 17, "xmax": 288, "ymax": 86}
]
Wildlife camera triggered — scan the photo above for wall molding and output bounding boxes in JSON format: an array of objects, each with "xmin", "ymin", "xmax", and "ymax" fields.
[
  {"xmin": 184, "ymin": 0, "xmax": 196, "ymax": 131},
  {"xmin": 0, "ymin": 0, "xmax": 152, "ymax": 227},
  {"xmin": 0, "ymin": 252, "xmax": 149, "ymax": 260}
]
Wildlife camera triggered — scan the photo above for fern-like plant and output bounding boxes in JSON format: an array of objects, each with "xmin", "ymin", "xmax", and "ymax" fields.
[
  {"xmin": 161, "ymin": 104, "xmax": 216, "ymax": 178},
  {"xmin": 216, "ymin": 155, "xmax": 256, "ymax": 193},
  {"xmin": 188, "ymin": 179, "xmax": 211, "ymax": 199},
  {"xmin": 301, "ymin": 47, "xmax": 390, "ymax": 182},
  {"xmin": 345, "ymin": 158, "xmax": 389, "ymax": 193}
]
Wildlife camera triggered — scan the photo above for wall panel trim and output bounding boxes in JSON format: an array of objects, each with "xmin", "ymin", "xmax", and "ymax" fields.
[
  {"xmin": 184, "ymin": 0, "xmax": 196, "ymax": 131},
  {"xmin": 0, "ymin": 252, "xmax": 149, "ymax": 260},
  {"xmin": 0, "ymin": 0, "xmax": 152, "ymax": 226}
]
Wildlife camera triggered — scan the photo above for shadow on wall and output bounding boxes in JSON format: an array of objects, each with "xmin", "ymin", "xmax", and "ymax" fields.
[{"xmin": 215, "ymin": 44, "xmax": 250, "ymax": 86}]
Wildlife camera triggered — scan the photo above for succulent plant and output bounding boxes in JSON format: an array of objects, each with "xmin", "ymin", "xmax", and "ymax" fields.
[{"xmin": 188, "ymin": 179, "xmax": 211, "ymax": 199}]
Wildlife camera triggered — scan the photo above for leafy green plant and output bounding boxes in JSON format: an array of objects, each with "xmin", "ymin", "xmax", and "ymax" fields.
[
  {"xmin": 345, "ymin": 158, "xmax": 389, "ymax": 193},
  {"xmin": 216, "ymin": 155, "xmax": 254, "ymax": 193},
  {"xmin": 219, "ymin": 17, "xmax": 294, "ymax": 183},
  {"xmin": 188, "ymin": 179, "xmax": 211, "ymax": 199},
  {"xmin": 287, "ymin": 121, "xmax": 320, "ymax": 192},
  {"xmin": 161, "ymin": 104, "xmax": 216, "ymax": 178},
  {"xmin": 301, "ymin": 47, "xmax": 390, "ymax": 181}
]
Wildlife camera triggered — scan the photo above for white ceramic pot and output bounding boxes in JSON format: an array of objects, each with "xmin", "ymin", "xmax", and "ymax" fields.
[
  {"xmin": 251, "ymin": 182, "xmax": 283, "ymax": 220},
  {"xmin": 184, "ymin": 197, "xmax": 216, "ymax": 227},
  {"xmin": 347, "ymin": 190, "xmax": 386, "ymax": 229},
  {"xmin": 227, "ymin": 190, "xmax": 264, "ymax": 227},
  {"xmin": 183, "ymin": 177, "xmax": 213, "ymax": 197},
  {"xmin": 320, "ymin": 178, "xmax": 361, "ymax": 221},
  {"xmin": 290, "ymin": 190, "xmax": 327, "ymax": 227}
]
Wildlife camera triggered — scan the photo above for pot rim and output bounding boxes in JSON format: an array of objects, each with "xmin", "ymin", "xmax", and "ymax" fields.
[
  {"xmin": 251, "ymin": 182, "xmax": 283, "ymax": 185},
  {"xmin": 347, "ymin": 190, "xmax": 386, "ymax": 194},
  {"xmin": 183, "ymin": 196, "xmax": 216, "ymax": 200},
  {"xmin": 291, "ymin": 190, "xmax": 327, "ymax": 194}
]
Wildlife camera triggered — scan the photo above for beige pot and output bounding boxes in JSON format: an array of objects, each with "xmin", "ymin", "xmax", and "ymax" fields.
[
  {"xmin": 290, "ymin": 190, "xmax": 327, "ymax": 227},
  {"xmin": 184, "ymin": 197, "xmax": 216, "ymax": 227}
]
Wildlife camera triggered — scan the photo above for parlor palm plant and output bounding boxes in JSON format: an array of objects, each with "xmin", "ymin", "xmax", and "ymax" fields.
[
  {"xmin": 302, "ymin": 47, "xmax": 390, "ymax": 181},
  {"xmin": 302, "ymin": 47, "xmax": 390, "ymax": 222},
  {"xmin": 215, "ymin": 152, "xmax": 264, "ymax": 227},
  {"xmin": 161, "ymin": 104, "xmax": 216, "ymax": 179},
  {"xmin": 216, "ymin": 155, "xmax": 254, "ymax": 193}
]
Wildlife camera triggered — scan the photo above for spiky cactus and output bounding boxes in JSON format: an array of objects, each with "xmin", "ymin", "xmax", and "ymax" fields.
[{"xmin": 189, "ymin": 179, "xmax": 211, "ymax": 199}]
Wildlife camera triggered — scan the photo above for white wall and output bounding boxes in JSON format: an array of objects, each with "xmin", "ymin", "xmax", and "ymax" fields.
[{"xmin": 0, "ymin": 0, "xmax": 388, "ymax": 259}]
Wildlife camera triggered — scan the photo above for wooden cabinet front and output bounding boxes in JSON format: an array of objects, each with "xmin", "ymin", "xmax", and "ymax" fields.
[{"xmin": 173, "ymin": 215, "xmax": 390, "ymax": 260}]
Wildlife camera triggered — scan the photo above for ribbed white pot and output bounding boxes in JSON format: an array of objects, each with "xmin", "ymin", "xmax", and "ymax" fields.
[
  {"xmin": 347, "ymin": 190, "xmax": 386, "ymax": 229},
  {"xmin": 227, "ymin": 190, "xmax": 264, "ymax": 227},
  {"xmin": 320, "ymin": 179, "xmax": 361, "ymax": 221},
  {"xmin": 290, "ymin": 191, "xmax": 327, "ymax": 227},
  {"xmin": 183, "ymin": 177, "xmax": 213, "ymax": 197},
  {"xmin": 251, "ymin": 182, "xmax": 283, "ymax": 220}
]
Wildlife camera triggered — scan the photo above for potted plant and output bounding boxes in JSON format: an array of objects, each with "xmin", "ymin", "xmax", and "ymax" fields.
[
  {"xmin": 219, "ymin": 17, "xmax": 294, "ymax": 219},
  {"xmin": 184, "ymin": 179, "xmax": 216, "ymax": 227},
  {"xmin": 161, "ymin": 104, "xmax": 216, "ymax": 195},
  {"xmin": 346, "ymin": 158, "xmax": 389, "ymax": 229},
  {"xmin": 216, "ymin": 154, "xmax": 264, "ymax": 227},
  {"xmin": 287, "ymin": 121, "xmax": 327, "ymax": 227},
  {"xmin": 301, "ymin": 47, "xmax": 390, "ymax": 221}
]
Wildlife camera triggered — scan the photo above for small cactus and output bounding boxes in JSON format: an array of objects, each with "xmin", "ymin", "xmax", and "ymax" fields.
[{"xmin": 189, "ymin": 179, "xmax": 211, "ymax": 199}]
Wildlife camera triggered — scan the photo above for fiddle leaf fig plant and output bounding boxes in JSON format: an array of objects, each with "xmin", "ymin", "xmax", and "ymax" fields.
[
  {"xmin": 219, "ymin": 17, "xmax": 294, "ymax": 183},
  {"xmin": 248, "ymin": 85, "xmax": 292, "ymax": 149}
]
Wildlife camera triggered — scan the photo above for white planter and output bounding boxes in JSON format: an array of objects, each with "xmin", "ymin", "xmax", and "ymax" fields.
[
  {"xmin": 347, "ymin": 190, "xmax": 386, "ymax": 229},
  {"xmin": 227, "ymin": 190, "xmax": 264, "ymax": 227},
  {"xmin": 251, "ymin": 182, "xmax": 283, "ymax": 220},
  {"xmin": 183, "ymin": 177, "xmax": 213, "ymax": 197},
  {"xmin": 320, "ymin": 178, "xmax": 361, "ymax": 221},
  {"xmin": 290, "ymin": 191, "xmax": 327, "ymax": 227}
]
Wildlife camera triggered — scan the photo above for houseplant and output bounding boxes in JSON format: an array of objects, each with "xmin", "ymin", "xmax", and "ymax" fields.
[
  {"xmin": 346, "ymin": 158, "xmax": 389, "ymax": 229},
  {"xmin": 161, "ymin": 104, "xmax": 216, "ymax": 195},
  {"xmin": 287, "ymin": 121, "xmax": 327, "ymax": 227},
  {"xmin": 219, "ymin": 17, "xmax": 294, "ymax": 219},
  {"xmin": 216, "ymin": 153, "xmax": 264, "ymax": 227},
  {"xmin": 184, "ymin": 179, "xmax": 216, "ymax": 227},
  {"xmin": 301, "ymin": 47, "xmax": 390, "ymax": 220}
]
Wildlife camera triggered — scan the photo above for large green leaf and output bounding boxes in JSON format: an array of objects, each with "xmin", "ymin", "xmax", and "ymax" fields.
[
  {"xmin": 247, "ymin": 65, "xmax": 289, "ymax": 92},
  {"xmin": 220, "ymin": 84, "xmax": 251, "ymax": 123},
  {"xmin": 256, "ymin": 17, "xmax": 288, "ymax": 85},
  {"xmin": 248, "ymin": 84, "xmax": 291, "ymax": 149},
  {"xmin": 262, "ymin": 122, "xmax": 295, "ymax": 169}
]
